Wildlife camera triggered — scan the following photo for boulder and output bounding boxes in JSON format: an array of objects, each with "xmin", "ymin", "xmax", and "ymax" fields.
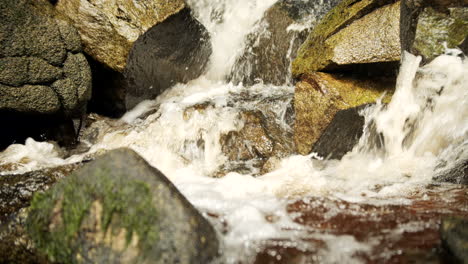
[
  {"xmin": 0, "ymin": 164, "xmax": 82, "ymax": 223},
  {"xmin": 26, "ymin": 148, "xmax": 219, "ymax": 264},
  {"xmin": 294, "ymin": 72, "xmax": 394, "ymax": 155},
  {"xmin": 401, "ymin": 0, "xmax": 468, "ymax": 63},
  {"xmin": 440, "ymin": 216, "xmax": 468, "ymax": 263},
  {"xmin": 124, "ymin": 8, "xmax": 211, "ymax": 110},
  {"xmin": 0, "ymin": 0, "xmax": 91, "ymax": 148},
  {"xmin": 54, "ymin": 0, "xmax": 186, "ymax": 72},
  {"xmin": 229, "ymin": 0, "xmax": 341, "ymax": 86},
  {"xmin": 311, "ymin": 104, "xmax": 371, "ymax": 160},
  {"xmin": 0, "ymin": 0, "xmax": 91, "ymax": 116},
  {"xmin": 292, "ymin": 0, "xmax": 400, "ymax": 77}
]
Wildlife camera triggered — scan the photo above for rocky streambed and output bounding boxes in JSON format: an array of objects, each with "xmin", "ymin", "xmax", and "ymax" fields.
[{"xmin": 1, "ymin": 0, "xmax": 467, "ymax": 263}]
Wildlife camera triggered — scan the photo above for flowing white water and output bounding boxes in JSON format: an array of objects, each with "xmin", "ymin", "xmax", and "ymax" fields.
[{"xmin": 1, "ymin": 0, "xmax": 467, "ymax": 262}]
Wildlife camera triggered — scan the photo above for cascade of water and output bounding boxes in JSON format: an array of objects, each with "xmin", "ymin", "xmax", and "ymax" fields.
[
  {"xmin": 0, "ymin": 0, "xmax": 467, "ymax": 262},
  {"xmin": 186, "ymin": 0, "xmax": 277, "ymax": 80}
]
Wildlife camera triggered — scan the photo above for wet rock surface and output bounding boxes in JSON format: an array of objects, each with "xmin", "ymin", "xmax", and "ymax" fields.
[
  {"xmin": 217, "ymin": 90, "xmax": 295, "ymax": 176},
  {"xmin": 0, "ymin": 164, "xmax": 82, "ymax": 223},
  {"xmin": 401, "ymin": 0, "xmax": 468, "ymax": 63},
  {"xmin": 124, "ymin": 8, "xmax": 212, "ymax": 110},
  {"xmin": 0, "ymin": 209, "xmax": 49, "ymax": 264},
  {"xmin": 440, "ymin": 216, "xmax": 468, "ymax": 263},
  {"xmin": 54, "ymin": 0, "xmax": 185, "ymax": 72},
  {"xmin": 247, "ymin": 186, "xmax": 468, "ymax": 263},
  {"xmin": 294, "ymin": 72, "xmax": 394, "ymax": 155},
  {"xmin": 311, "ymin": 104, "xmax": 370, "ymax": 160},
  {"xmin": 229, "ymin": 0, "xmax": 340, "ymax": 86},
  {"xmin": 26, "ymin": 148, "xmax": 219, "ymax": 264},
  {"xmin": 292, "ymin": 0, "xmax": 400, "ymax": 77}
]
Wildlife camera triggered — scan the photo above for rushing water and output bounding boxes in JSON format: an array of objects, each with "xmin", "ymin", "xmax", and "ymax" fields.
[{"xmin": 1, "ymin": 0, "xmax": 467, "ymax": 263}]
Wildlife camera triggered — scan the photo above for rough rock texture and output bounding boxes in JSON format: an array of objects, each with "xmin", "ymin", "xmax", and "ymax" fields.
[
  {"xmin": 434, "ymin": 149, "xmax": 468, "ymax": 185},
  {"xmin": 229, "ymin": 0, "xmax": 341, "ymax": 86},
  {"xmin": 311, "ymin": 104, "xmax": 371, "ymax": 160},
  {"xmin": 26, "ymin": 148, "xmax": 219, "ymax": 264},
  {"xmin": 292, "ymin": 0, "xmax": 400, "ymax": 77},
  {"xmin": 401, "ymin": 0, "xmax": 468, "ymax": 63},
  {"xmin": 0, "ymin": 0, "xmax": 92, "ymax": 116},
  {"xmin": 0, "ymin": 164, "xmax": 82, "ymax": 223},
  {"xmin": 124, "ymin": 8, "xmax": 212, "ymax": 110},
  {"xmin": 440, "ymin": 216, "xmax": 468, "ymax": 263},
  {"xmin": 0, "ymin": 209, "xmax": 49, "ymax": 264},
  {"xmin": 55, "ymin": 0, "xmax": 185, "ymax": 72},
  {"xmin": 294, "ymin": 72, "xmax": 394, "ymax": 155}
]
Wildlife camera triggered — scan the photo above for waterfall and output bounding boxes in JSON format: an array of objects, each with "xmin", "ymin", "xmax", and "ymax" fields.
[{"xmin": 0, "ymin": 0, "xmax": 467, "ymax": 262}]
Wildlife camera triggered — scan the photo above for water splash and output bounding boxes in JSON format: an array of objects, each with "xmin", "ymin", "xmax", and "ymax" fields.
[{"xmin": 1, "ymin": 0, "xmax": 467, "ymax": 262}]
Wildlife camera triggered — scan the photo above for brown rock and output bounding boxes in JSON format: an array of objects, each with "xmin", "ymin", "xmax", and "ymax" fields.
[
  {"xmin": 294, "ymin": 72, "xmax": 394, "ymax": 155},
  {"xmin": 55, "ymin": 0, "xmax": 185, "ymax": 72}
]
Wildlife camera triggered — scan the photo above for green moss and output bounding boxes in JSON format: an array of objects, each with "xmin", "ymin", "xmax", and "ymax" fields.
[
  {"xmin": 414, "ymin": 7, "xmax": 468, "ymax": 60},
  {"xmin": 26, "ymin": 166, "xmax": 159, "ymax": 263},
  {"xmin": 292, "ymin": 0, "xmax": 397, "ymax": 77}
]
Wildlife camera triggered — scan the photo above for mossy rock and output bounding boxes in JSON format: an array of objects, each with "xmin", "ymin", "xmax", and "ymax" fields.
[
  {"xmin": 413, "ymin": 7, "xmax": 468, "ymax": 61},
  {"xmin": 401, "ymin": 0, "xmax": 468, "ymax": 63},
  {"xmin": 228, "ymin": 0, "xmax": 341, "ymax": 86},
  {"xmin": 26, "ymin": 148, "xmax": 219, "ymax": 264},
  {"xmin": 292, "ymin": 0, "xmax": 399, "ymax": 77},
  {"xmin": 294, "ymin": 72, "xmax": 394, "ymax": 155}
]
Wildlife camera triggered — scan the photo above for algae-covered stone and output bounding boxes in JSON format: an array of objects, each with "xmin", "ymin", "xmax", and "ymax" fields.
[
  {"xmin": 401, "ymin": 0, "xmax": 468, "ymax": 63},
  {"xmin": 229, "ymin": 0, "xmax": 340, "ymax": 86},
  {"xmin": 0, "ymin": 164, "xmax": 82, "ymax": 223},
  {"xmin": 294, "ymin": 72, "xmax": 394, "ymax": 155},
  {"xmin": 292, "ymin": 0, "xmax": 399, "ymax": 77},
  {"xmin": 55, "ymin": 0, "xmax": 185, "ymax": 72},
  {"xmin": 0, "ymin": 0, "xmax": 91, "ymax": 116},
  {"xmin": 26, "ymin": 148, "xmax": 219, "ymax": 264},
  {"xmin": 440, "ymin": 216, "xmax": 468, "ymax": 263}
]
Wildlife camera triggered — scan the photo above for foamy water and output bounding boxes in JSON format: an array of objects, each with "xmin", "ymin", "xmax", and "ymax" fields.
[{"xmin": 1, "ymin": 0, "xmax": 467, "ymax": 262}]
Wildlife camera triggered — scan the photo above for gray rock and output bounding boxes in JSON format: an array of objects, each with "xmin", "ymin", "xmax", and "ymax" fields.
[
  {"xmin": 311, "ymin": 105, "xmax": 369, "ymax": 160},
  {"xmin": 0, "ymin": 0, "xmax": 91, "ymax": 116},
  {"xmin": 26, "ymin": 148, "xmax": 219, "ymax": 264},
  {"xmin": 292, "ymin": 0, "xmax": 400, "ymax": 78},
  {"xmin": 401, "ymin": 0, "xmax": 468, "ymax": 63},
  {"xmin": 124, "ymin": 8, "xmax": 211, "ymax": 110}
]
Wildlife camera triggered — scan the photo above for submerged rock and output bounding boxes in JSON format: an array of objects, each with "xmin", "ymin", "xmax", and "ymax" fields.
[
  {"xmin": 26, "ymin": 148, "xmax": 219, "ymax": 264},
  {"xmin": 440, "ymin": 216, "xmax": 468, "ymax": 263},
  {"xmin": 229, "ymin": 0, "xmax": 340, "ymax": 86},
  {"xmin": 124, "ymin": 8, "xmax": 211, "ymax": 110},
  {"xmin": 311, "ymin": 105, "xmax": 371, "ymax": 160},
  {"xmin": 54, "ymin": 0, "xmax": 185, "ymax": 72},
  {"xmin": 294, "ymin": 72, "xmax": 393, "ymax": 155},
  {"xmin": 219, "ymin": 106, "xmax": 295, "ymax": 176},
  {"xmin": 292, "ymin": 0, "xmax": 400, "ymax": 77},
  {"xmin": 401, "ymin": 0, "xmax": 468, "ymax": 63}
]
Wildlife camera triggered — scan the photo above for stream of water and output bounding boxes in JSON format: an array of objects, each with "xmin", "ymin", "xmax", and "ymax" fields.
[{"xmin": 0, "ymin": 0, "xmax": 467, "ymax": 262}]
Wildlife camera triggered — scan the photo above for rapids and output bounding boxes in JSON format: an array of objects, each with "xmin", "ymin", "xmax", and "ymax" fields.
[{"xmin": 0, "ymin": 0, "xmax": 467, "ymax": 263}]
